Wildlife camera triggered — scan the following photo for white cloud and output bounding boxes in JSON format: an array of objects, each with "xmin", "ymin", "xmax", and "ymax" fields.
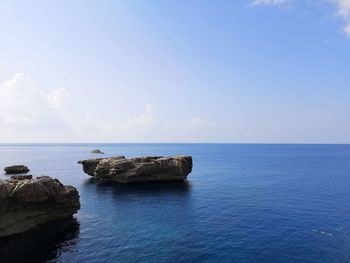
[
  {"xmin": 329, "ymin": 0, "xmax": 350, "ymax": 36},
  {"xmin": 189, "ymin": 117, "xmax": 217, "ymax": 129},
  {"xmin": 0, "ymin": 74, "xmax": 217, "ymax": 142},
  {"xmin": 161, "ymin": 117, "xmax": 216, "ymax": 131},
  {"xmin": 331, "ymin": 0, "xmax": 350, "ymax": 18},
  {"xmin": 125, "ymin": 104, "xmax": 155, "ymax": 131},
  {"xmin": 251, "ymin": 0, "xmax": 350, "ymax": 37},
  {"xmin": 81, "ymin": 103, "xmax": 217, "ymax": 142},
  {"xmin": 0, "ymin": 73, "xmax": 69, "ymax": 129},
  {"xmin": 250, "ymin": 0, "xmax": 289, "ymax": 6},
  {"xmin": 343, "ymin": 23, "xmax": 350, "ymax": 35},
  {"xmin": 0, "ymin": 73, "xmax": 36, "ymax": 124},
  {"xmin": 47, "ymin": 88, "xmax": 70, "ymax": 111}
]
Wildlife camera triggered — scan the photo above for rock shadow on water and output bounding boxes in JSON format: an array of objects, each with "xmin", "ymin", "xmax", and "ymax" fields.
[
  {"xmin": 0, "ymin": 217, "xmax": 80, "ymax": 263},
  {"xmin": 84, "ymin": 178, "xmax": 192, "ymax": 197}
]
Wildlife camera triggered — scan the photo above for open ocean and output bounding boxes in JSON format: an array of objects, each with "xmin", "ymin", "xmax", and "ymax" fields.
[{"xmin": 1, "ymin": 143, "xmax": 350, "ymax": 263}]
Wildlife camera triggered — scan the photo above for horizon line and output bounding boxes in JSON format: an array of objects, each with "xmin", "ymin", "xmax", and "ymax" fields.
[{"xmin": 0, "ymin": 142, "xmax": 350, "ymax": 145}]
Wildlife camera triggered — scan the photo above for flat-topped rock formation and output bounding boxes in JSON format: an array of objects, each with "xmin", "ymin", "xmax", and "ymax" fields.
[
  {"xmin": 4, "ymin": 165, "xmax": 30, "ymax": 174},
  {"xmin": 0, "ymin": 176, "xmax": 80, "ymax": 237},
  {"xmin": 78, "ymin": 156, "xmax": 193, "ymax": 183}
]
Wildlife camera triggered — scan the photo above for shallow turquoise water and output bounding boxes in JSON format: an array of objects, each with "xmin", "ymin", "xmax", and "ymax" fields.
[{"xmin": 1, "ymin": 144, "xmax": 350, "ymax": 262}]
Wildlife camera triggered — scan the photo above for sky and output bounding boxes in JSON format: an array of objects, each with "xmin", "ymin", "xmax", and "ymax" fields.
[{"xmin": 0, "ymin": 0, "xmax": 349, "ymax": 143}]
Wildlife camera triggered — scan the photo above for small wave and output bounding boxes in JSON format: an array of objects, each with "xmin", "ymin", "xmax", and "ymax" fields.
[
  {"xmin": 335, "ymin": 225, "xmax": 345, "ymax": 232},
  {"xmin": 312, "ymin": 229, "xmax": 333, "ymax": 236}
]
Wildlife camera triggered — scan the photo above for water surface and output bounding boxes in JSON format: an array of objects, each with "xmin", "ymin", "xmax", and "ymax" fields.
[{"xmin": 1, "ymin": 144, "xmax": 350, "ymax": 263}]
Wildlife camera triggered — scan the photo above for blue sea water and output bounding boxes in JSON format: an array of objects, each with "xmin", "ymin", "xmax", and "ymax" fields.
[{"xmin": 1, "ymin": 144, "xmax": 350, "ymax": 263}]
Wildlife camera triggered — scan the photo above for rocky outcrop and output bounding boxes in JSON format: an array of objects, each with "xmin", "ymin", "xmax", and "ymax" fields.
[
  {"xmin": 0, "ymin": 176, "xmax": 80, "ymax": 237},
  {"xmin": 78, "ymin": 156, "xmax": 193, "ymax": 183},
  {"xmin": 91, "ymin": 149, "xmax": 104, "ymax": 154},
  {"xmin": 4, "ymin": 165, "xmax": 30, "ymax": 174},
  {"xmin": 10, "ymin": 175, "xmax": 33, "ymax": 180}
]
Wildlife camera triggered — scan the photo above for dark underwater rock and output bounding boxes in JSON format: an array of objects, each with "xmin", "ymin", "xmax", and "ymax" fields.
[
  {"xmin": 0, "ymin": 176, "xmax": 80, "ymax": 237},
  {"xmin": 78, "ymin": 156, "xmax": 192, "ymax": 183},
  {"xmin": 0, "ymin": 218, "xmax": 80, "ymax": 263}
]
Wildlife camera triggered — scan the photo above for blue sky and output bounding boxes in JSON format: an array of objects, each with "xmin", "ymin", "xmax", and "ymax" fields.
[{"xmin": 0, "ymin": 0, "xmax": 349, "ymax": 143}]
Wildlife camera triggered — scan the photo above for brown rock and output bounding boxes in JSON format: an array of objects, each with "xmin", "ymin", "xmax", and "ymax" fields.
[
  {"xmin": 4, "ymin": 165, "xmax": 30, "ymax": 174},
  {"xmin": 78, "ymin": 156, "xmax": 192, "ymax": 183},
  {"xmin": 10, "ymin": 175, "xmax": 33, "ymax": 180},
  {"xmin": 0, "ymin": 176, "xmax": 80, "ymax": 237}
]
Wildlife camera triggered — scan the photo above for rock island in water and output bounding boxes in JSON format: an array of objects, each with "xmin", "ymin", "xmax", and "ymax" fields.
[{"xmin": 78, "ymin": 155, "xmax": 193, "ymax": 183}]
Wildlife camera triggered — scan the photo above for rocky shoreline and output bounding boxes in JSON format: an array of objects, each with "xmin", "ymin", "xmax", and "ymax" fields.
[
  {"xmin": 0, "ymin": 154, "xmax": 192, "ymax": 238},
  {"xmin": 78, "ymin": 155, "xmax": 193, "ymax": 183},
  {"xmin": 0, "ymin": 176, "xmax": 80, "ymax": 238}
]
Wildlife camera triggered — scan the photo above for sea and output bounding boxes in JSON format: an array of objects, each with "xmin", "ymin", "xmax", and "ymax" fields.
[{"xmin": 1, "ymin": 143, "xmax": 350, "ymax": 263}]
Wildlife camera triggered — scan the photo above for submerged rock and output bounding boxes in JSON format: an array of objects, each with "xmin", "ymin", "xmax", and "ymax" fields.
[
  {"xmin": 91, "ymin": 149, "xmax": 104, "ymax": 154},
  {"xmin": 4, "ymin": 165, "xmax": 30, "ymax": 174},
  {"xmin": 78, "ymin": 156, "xmax": 193, "ymax": 183},
  {"xmin": 0, "ymin": 176, "xmax": 80, "ymax": 237}
]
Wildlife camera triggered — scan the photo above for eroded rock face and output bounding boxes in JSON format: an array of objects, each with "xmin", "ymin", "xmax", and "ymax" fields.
[
  {"xmin": 10, "ymin": 175, "xmax": 33, "ymax": 180},
  {"xmin": 4, "ymin": 165, "xmax": 30, "ymax": 174},
  {"xmin": 78, "ymin": 156, "xmax": 193, "ymax": 183},
  {"xmin": 0, "ymin": 176, "xmax": 80, "ymax": 237}
]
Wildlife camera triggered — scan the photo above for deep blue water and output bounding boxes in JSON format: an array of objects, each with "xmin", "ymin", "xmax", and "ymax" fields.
[{"xmin": 1, "ymin": 144, "xmax": 350, "ymax": 263}]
